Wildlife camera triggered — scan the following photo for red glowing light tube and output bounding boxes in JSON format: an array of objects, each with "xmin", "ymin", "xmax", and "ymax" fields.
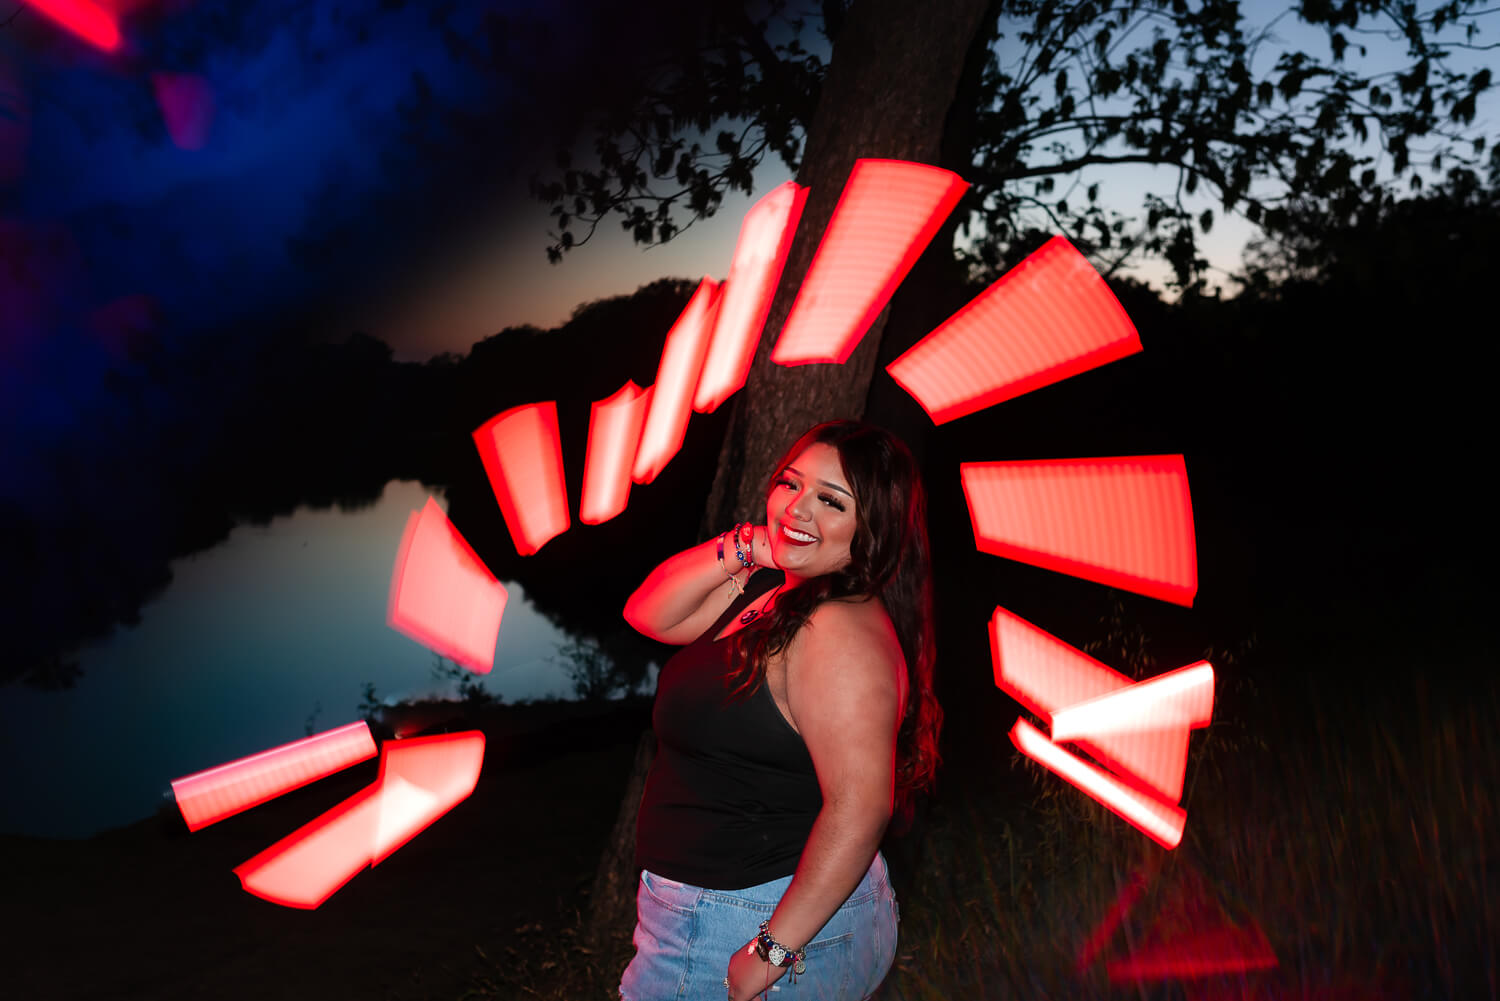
[
  {"xmin": 771, "ymin": 160, "xmax": 968, "ymax": 366},
  {"xmin": 170, "ymin": 722, "xmax": 378, "ymax": 832},
  {"xmin": 633, "ymin": 277, "xmax": 722, "ymax": 485},
  {"xmin": 27, "ymin": 0, "xmax": 120, "ymax": 51},
  {"xmin": 695, "ymin": 181, "xmax": 808, "ymax": 413},
  {"xmin": 1011, "ymin": 718, "xmax": 1186, "ymax": 849},
  {"xmin": 387, "ymin": 497, "xmax": 509, "ymax": 674},
  {"xmin": 580, "ymin": 381, "xmax": 651, "ymax": 525},
  {"xmin": 473, "ymin": 401, "xmax": 571, "ymax": 556},
  {"xmin": 1050, "ymin": 661, "xmax": 1214, "ymax": 802},
  {"xmin": 989, "ymin": 605, "xmax": 1131, "ymax": 722},
  {"xmin": 962, "ymin": 455, "xmax": 1198, "ymax": 606},
  {"xmin": 234, "ymin": 731, "xmax": 485, "ymax": 910},
  {"xmin": 886, "ymin": 235, "xmax": 1142, "ymax": 424}
]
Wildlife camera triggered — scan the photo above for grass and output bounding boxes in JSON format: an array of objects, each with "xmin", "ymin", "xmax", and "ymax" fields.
[{"xmin": 455, "ymin": 666, "xmax": 1497, "ymax": 1001}]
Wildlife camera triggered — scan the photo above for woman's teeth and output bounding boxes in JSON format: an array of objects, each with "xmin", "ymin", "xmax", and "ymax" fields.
[{"xmin": 782, "ymin": 526, "xmax": 817, "ymax": 543}]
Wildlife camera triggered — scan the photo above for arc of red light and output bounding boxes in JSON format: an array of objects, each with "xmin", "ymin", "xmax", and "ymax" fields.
[
  {"xmin": 170, "ymin": 721, "xmax": 378, "ymax": 832},
  {"xmin": 886, "ymin": 235, "xmax": 1141, "ymax": 424},
  {"xmin": 234, "ymin": 731, "xmax": 486, "ymax": 910},
  {"xmin": 581, "ymin": 381, "xmax": 652, "ymax": 525},
  {"xmin": 694, "ymin": 181, "xmax": 808, "ymax": 413},
  {"xmin": 1011, "ymin": 718, "xmax": 1186, "ymax": 849},
  {"xmin": 387, "ymin": 497, "xmax": 509, "ymax": 674},
  {"xmin": 473, "ymin": 401, "xmax": 570, "ymax": 556},
  {"xmin": 991, "ymin": 606, "xmax": 1212, "ymax": 806},
  {"xmin": 962, "ymin": 455, "xmax": 1198, "ymax": 607},
  {"xmin": 633, "ymin": 278, "xmax": 723, "ymax": 485},
  {"xmin": 770, "ymin": 159, "xmax": 968, "ymax": 367},
  {"xmin": 27, "ymin": 0, "xmax": 121, "ymax": 51}
]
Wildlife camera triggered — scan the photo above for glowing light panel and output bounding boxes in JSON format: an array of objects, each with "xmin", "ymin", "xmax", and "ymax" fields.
[
  {"xmin": 633, "ymin": 278, "xmax": 722, "ymax": 484},
  {"xmin": 771, "ymin": 160, "xmax": 967, "ymax": 366},
  {"xmin": 387, "ymin": 497, "xmax": 509, "ymax": 673},
  {"xmin": 170, "ymin": 722, "xmax": 377, "ymax": 832},
  {"xmin": 151, "ymin": 73, "xmax": 215, "ymax": 151},
  {"xmin": 234, "ymin": 731, "xmax": 485, "ymax": 909},
  {"xmin": 580, "ymin": 381, "xmax": 651, "ymax": 524},
  {"xmin": 27, "ymin": 0, "xmax": 120, "ymax": 51},
  {"xmin": 694, "ymin": 181, "xmax": 808, "ymax": 413},
  {"xmin": 473, "ymin": 401, "xmax": 570, "ymax": 556},
  {"xmin": 992, "ymin": 608, "xmax": 1214, "ymax": 823},
  {"xmin": 1051, "ymin": 661, "xmax": 1214, "ymax": 802},
  {"xmin": 1011, "ymin": 718, "xmax": 1186, "ymax": 849},
  {"xmin": 962, "ymin": 455, "xmax": 1198, "ymax": 606},
  {"xmin": 886, "ymin": 235, "xmax": 1141, "ymax": 424}
]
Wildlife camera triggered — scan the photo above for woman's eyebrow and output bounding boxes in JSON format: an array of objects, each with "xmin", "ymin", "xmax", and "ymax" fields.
[{"xmin": 784, "ymin": 464, "xmax": 853, "ymax": 499}]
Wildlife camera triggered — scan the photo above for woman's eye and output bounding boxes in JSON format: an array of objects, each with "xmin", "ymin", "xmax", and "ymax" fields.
[
  {"xmin": 775, "ymin": 477, "xmax": 797, "ymax": 490},
  {"xmin": 820, "ymin": 493, "xmax": 846, "ymax": 511}
]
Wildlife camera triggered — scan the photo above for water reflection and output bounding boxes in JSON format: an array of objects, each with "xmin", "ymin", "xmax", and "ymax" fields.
[{"xmin": 0, "ymin": 480, "xmax": 580, "ymax": 840}]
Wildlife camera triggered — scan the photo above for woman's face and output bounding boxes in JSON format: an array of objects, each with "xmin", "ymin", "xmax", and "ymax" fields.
[{"xmin": 765, "ymin": 441, "xmax": 858, "ymax": 583}]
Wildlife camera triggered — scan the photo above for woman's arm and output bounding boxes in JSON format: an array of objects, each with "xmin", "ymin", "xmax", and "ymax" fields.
[
  {"xmin": 622, "ymin": 526, "xmax": 773, "ymax": 645},
  {"xmin": 727, "ymin": 599, "xmax": 904, "ymax": 999}
]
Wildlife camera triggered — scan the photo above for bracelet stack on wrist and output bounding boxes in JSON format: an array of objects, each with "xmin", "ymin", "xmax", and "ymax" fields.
[
  {"xmin": 716, "ymin": 532, "xmax": 744, "ymax": 596},
  {"xmin": 754, "ymin": 920, "xmax": 806, "ymax": 979},
  {"xmin": 731, "ymin": 523, "xmax": 757, "ymax": 572}
]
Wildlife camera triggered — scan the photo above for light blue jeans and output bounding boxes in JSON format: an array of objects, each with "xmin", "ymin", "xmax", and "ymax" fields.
[{"xmin": 619, "ymin": 853, "xmax": 898, "ymax": 1001}]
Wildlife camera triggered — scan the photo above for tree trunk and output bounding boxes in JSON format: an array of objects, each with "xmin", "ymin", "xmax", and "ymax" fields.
[
  {"xmin": 701, "ymin": 0, "xmax": 992, "ymax": 532},
  {"xmin": 586, "ymin": 728, "xmax": 656, "ymax": 949}
]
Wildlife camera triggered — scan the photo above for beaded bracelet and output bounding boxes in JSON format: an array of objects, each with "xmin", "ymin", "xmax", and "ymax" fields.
[
  {"xmin": 716, "ymin": 532, "xmax": 744, "ymax": 595},
  {"xmin": 755, "ymin": 920, "xmax": 806, "ymax": 978},
  {"xmin": 731, "ymin": 523, "xmax": 756, "ymax": 571}
]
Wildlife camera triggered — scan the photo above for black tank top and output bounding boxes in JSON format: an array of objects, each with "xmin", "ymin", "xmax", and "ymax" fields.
[{"xmin": 634, "ymin": 570, "xmax": 823, "ymax": 889}]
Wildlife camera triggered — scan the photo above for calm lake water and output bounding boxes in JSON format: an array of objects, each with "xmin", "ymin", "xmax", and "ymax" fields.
[{"xmin": 0, "ymin": 480, "xmax": 595, "ymax": 840}]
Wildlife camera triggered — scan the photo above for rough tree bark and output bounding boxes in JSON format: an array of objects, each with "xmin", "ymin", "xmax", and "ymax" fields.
[{"xmin": 701, "ymin": 0, "xmax": 991, "ymax": 533}]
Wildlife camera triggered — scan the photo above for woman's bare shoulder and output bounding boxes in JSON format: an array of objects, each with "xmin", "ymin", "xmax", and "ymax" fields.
[{"xmin": 795, "ymin": 595, "xmax": 901, "ymax": 661}]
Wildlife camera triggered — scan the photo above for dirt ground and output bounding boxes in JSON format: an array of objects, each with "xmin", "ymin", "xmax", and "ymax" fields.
[{"xmin": 7, "ymin": 700, "xmax": 650, "ymax": 1001}]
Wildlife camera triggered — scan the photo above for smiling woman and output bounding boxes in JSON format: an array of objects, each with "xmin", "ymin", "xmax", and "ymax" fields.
[{"xmin": 620, "ymin": 420, "xmax": 940, "ymax": 1001}]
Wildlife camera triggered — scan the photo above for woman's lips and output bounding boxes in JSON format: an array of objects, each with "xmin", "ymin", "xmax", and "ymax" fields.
[{"xmin": 779, "ymin": 524, "xmax": 818, "ymax": 546}]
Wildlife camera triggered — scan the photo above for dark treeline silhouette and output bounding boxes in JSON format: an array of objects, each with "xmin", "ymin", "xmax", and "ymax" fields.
[{"xmin": 8, "ymin": 170, "xmax": 1493, "ymax": 702}]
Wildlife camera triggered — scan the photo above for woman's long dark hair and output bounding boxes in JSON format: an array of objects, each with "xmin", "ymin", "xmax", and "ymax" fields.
[{"xmin": 725, "ymin": 420, "xmax": 941, "ymax": 808}]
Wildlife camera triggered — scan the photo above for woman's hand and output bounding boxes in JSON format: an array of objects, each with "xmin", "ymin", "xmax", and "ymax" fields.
[
  {"xmin": 726, "ymin": 938, "xmax": 786, "ymax": 1000},
  {"xmin": 747, "ymin": 524, "xmax": 778, "ymax": 570}
]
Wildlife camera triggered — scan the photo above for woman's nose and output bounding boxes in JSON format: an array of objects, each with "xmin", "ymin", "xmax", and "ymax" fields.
[{"xmin": 786, "ymin": 490, "xmax": 811, "ymax": 520}]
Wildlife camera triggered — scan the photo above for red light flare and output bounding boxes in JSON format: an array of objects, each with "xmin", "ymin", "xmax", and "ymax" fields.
[
  {"xmin": 472, "ymin": 401, "xmax": 570, "ymax": 556},
  {"xmin": 962, "ymin": 455, "xmax": 1198, "ymax": 607},
  {"xmin": 770, "ymin": 159, "xmax": 967, "ymax": 367},
  {"xmin": 580, "ymin": 381, "xmax": 651, "ymax": 525},
  {"xmin": 151, "ymin": 73, "xmax": 215, "ymax": 150},
  {"xmin": 694, "ymin": 181, "xmax": 807, "ymax": 413},
  {"xmin": 170, "ymin": 721, "xmax": 377, "ymax": 832},
  {"xmin": 1011, "ymin": 718, "xmax": 1187, "ymax": 849},
  {"xmin": 1050, "ymin": 660, "xmax": 1214, "ymax": 802},
  {"xmin": 387, "ymin": 497, "xmax": 509, "ymax": 674},
  {"xmin": 26, "ymin": 0, "xmax": 121, "ymax": 51},
  {"xmin": 886, "ymin": 235, "xmax": 1141, "ymax": 424},
  {"xmin": 633, "ymin": 277, "xmax": 722, "ymax": 485},
  {"xmin": 234, "ymin": 731, "xmax": 486, "ymax": 909},
  {"xmin": 991, "ymin": 607, "xmax": 1214, "ymax": 830}
]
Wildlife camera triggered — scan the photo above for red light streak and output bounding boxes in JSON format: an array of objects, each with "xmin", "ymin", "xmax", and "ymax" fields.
[
  {"xmin": 771, "ymin": 159, "xmax": 967, "ymax": 366},
  {"xmin": 170, "ymin": 721, "xmax": 377, "ymax": 832},
  {"xmin": 387, "ymin": 497, "xmax": 509, "ymax": 674},
  {"xmin": 1011, "ymin": 718, "xmax": 1186, "ymax": 849},
  {"xmin": 962, "ymin": 455, "xmax": 1198, "ymax": 606},
  {"xmin": 580, "ymin": 381, "xmax": 651, "ymax": 525},
  {"xmin": 1105, "ymin": 923, "xmax": 1277, "ymax": 981},
  {"xmin": 1050, "ymin": 661, "xmax": 1214, "ymax": 802},
  {"xmin": 633, "ymin": 278, "xmax": 722, "ymax": 485},
  {"xmin": 150, "ymin": 73, "xmax": 215, "ymax": 150},
  {"xmin": 26, "ymin": 0, "xmax": 120, "ymax": 51},
  {"xmin": 886, "ymin": 235, "xmax": 1141, "ymax": 424},
  {"xmin": 992, "ymin": 607, "xmax": 1214, "ymax": 837},
  {"xmin": 472, "ymin": 401, "xmax": 571, "ymax": 556},
  {"xmin": 694, "ymin": 181, "xmax": 807, "ymax": 413},
  {"xmin": 234, "ymin": 731, "xmax": 485, "ymax": 909}
]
